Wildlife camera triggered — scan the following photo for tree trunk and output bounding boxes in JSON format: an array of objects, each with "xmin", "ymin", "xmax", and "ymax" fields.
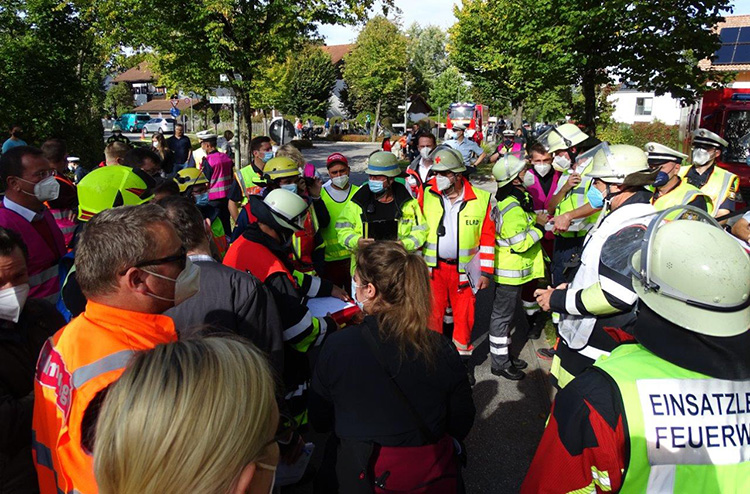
[
  {"xmin": 512, "ymin": 102, "xmax": 524, "ymax": 129},
  {"xmin": 237, "ymin": 92, "xmax": 253, "ymax": 167},
  {"xmin": 582, "ymin": 72, "xmax": 597, "ymax": 137},
  {"xmin": 372, "ymin": 98, "xmax": 382, "ymax": 143}
]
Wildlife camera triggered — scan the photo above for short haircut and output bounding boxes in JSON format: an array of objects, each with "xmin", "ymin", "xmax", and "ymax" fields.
[
  {"xmin": 123, "ymin": 147, "xmax": 162, "ymax": 169},
  {"xmin": 153, "ymin": 179, "xmax": 180, "ymax": 197},
  {"xmin": 0, "ymin": 146, "xmax": 44, "ymax": 183},
  {"xmin": 250, "ymin": 135, "xmax": 271, "ymax": 153},
  {"xmin": 76, "ymin": 204, "xmax": 170, "ymax": 297},
  {"xmin": 157, "ymin": 196, "xmax": 207, "ymax": 252},
  {"xmin": 104, "ymin": 142, "xmax": 130, "ymax": 164},
  {"xmin": 529, "ymin": 142, "xmax": 550, "ymax": 156},
  {"xmin": 417, "ymin": 133, "xmax": 436, "ymax": 147},
  {"xmin": 275, "ymin": 143, "xmax": 305, "ymax": 167},
  {"xmin": 41, "ymin": 138, "xmax": 67, "ymax": 164},
  {"xmin": 174, "ymin": 123, "xmax": 184, "ymax": 129},
  {"xmin": 0, "ymin": 227, "xmax": 28, "ymax": 260},
  {"xmin": 94, "ymin": 337, "xmax": 277, "ymax": 494}
]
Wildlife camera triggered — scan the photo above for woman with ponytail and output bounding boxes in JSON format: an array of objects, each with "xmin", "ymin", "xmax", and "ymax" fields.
[{"xmin": 309, "ymin": 241, "xmax": 475, "ymax": 494}]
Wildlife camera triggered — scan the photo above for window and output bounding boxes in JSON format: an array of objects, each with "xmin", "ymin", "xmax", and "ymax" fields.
[{"xmin": 635, "ymin": 97, "xmax": 653, "ymax": 116}]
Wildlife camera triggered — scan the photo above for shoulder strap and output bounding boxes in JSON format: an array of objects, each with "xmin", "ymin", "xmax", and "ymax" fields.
[{"xmin": 360, "ymin": 320, "xmax": 438, "ymax": 444}]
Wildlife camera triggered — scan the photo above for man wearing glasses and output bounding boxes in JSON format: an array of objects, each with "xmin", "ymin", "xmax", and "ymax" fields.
[
  {"xmin": 0, "ymin": 146, "xmax": 66, "ymax": 303},
  {"xmin": 32, "ymin": 204, "xmax": 200, "ymax": 494}
]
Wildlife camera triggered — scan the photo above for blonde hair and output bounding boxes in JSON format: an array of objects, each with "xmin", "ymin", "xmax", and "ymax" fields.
[
  {"xmin": 275, "ymin": 143, "xmax": 305, "ymax": 167},
  {"xmin": 94, "ymin": 337, "xmax": 277, "ymax": 494},
  {"xmin": 356, "ymin": 241, "xmax": 437, "ymax": 365}
]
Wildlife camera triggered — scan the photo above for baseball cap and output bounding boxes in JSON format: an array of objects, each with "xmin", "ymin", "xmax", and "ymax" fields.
[{"xmin": 326, "ymin": 153, "xmax": 349, "ymax": 168}]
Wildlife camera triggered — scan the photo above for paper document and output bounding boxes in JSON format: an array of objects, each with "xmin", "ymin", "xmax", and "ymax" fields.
[
  {"xmin": 545, "ymin": 219, "xmax": 587, "ymax": 232},
  {"xmin": 306, "ymin": 296, "xmax": 356, "ymax": 317},
  {"xmin": 275, "ymin": 442, "xmax": 315, "ymax": 486},
  {"xmin": 465, "ymin": 252, "xmax": 483, "ymax": 294}
]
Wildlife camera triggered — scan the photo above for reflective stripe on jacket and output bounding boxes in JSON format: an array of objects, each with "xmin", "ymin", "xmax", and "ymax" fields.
[
  {"xmin": 492, "ymin": 195, "xmax": 545, "ymax": 285},
  {"xmin": 203, "ymin": 151, "xmax": 234, "ymax": 200},
  {"xmin": 321, "ymin": 184, "xmax": 359, "ymax": 261},
  {"xmin": 651, "ymin": 178, "xmax": 713, "ymax": 214},
  {"xmin": 679, "ymin": 165, "xmax": 738, "ymax": 217}
]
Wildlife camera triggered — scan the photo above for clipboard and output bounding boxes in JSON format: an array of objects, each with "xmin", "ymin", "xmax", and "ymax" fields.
[{"xmin": 464, "ymin": 252, "xmax": 483, "ymax": 294}]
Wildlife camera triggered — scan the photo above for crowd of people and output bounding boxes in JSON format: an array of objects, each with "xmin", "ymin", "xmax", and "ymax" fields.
[{"xmin": 0, "ymin": 117, "xmax": 749, "ymax": 494}]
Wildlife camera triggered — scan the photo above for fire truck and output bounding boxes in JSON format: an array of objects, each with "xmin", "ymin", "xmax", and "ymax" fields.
[
  {"xmin": 446, "ymin": 102, "xmax": 485, "ymax": 144},
  {"xmin": 680, "ymin": 88, "xmax": 750, "ymax": 201}
]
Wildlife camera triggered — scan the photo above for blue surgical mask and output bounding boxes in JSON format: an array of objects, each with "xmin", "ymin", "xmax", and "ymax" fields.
[
  {"xmin": 194, "ymin": 192, "xmax": 209, "ymax": 206},
  {"xmin": 262, "ymin": 151, "xmax": 274, "ymax": 163},
  {"xmin": 586, "ymin": 185, "xmax": 605, "ymax": 209},
  {"xmin": 653, "ymin": 171, "xmax": 670, "ymax": 188},
  {"xmin": 281, "ymin": 183, "xmax": 298, "ymax": 194},
  {"xmin": 368, "ymin": 179, "xmax": 385, "ymax": 194}
]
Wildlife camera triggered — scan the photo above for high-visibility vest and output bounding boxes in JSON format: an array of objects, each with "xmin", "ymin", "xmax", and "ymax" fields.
[
  {"xmin": 48, "ymin": 175, "xmax": 77, "ymax": 247},
  {"xmin": 422, "ymin": 178, "xmax": 493, "ymax": 283},
  {"xmin": 679, "ymin": 165, "xmax": 739, "ymax": 217},
  {"xmin": 202, "ymin": 151, "xmax": 234, "ymax": 200},
  {"xmin": 210, "ymin": 216, "xmax": 228, "ymax": 259},
  {"xmin": 652, "ymin": 179, "xmax": 713, "ymax": 214},
  {"xmin": 595, "ymin": 344, "xmax": 750, "ymax": 493},
  {"xmin": 0, "ymin": 203, "xmax": 65, "ymax": 304},
  {"xmin": 492, "ymin": 196, "xmax": 545, "ymax": 285},
  {"xmin": 235, "ymin": 164, "xmax": 265, "ymax": 204},
  {"xmin": 32, "ymin": 302, "xmax": 177, "ymax": 494},
  {"xmin": 553, "ymin": 167, "xmax": 600, "ymax": 238},
  {"xmin": 320, "ymin": 184, "xmax": 359, "ymax": 261},
  {"xmin": 224, "ymin": 235, "xmax": 296, "ymax": 286}
]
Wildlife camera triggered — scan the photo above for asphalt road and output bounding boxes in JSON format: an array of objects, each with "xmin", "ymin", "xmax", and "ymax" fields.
[{"xmin": 291, "ymin": 141, "xmax": 555, "ymax": 493}]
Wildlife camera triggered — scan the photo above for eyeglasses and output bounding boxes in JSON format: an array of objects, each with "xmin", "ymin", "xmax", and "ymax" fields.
[{"xmin": 134, "ymin": 247, "xmax": 187, "ymax": 271}]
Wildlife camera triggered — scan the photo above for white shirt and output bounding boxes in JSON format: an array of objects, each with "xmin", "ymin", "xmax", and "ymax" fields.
[
  {"xmin": 418, "ymin": 159, "xmax": 432, "ymax": 182},
  {"xmin": 3, "ymin": 197, "xmax": 43, "ymax": 222},
  {"xmin": 437, "ymin": 189, "xmax": 465, "ymax": 260},
  {"xmin": 323, "ymin": 181, "xmax": 350, "ymax": 202}
]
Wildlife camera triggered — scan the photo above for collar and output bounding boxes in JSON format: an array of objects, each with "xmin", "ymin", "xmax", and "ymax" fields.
[
  {"xmin": 3, "ymin": 197, "xmax": 44, "ymax": 222},
  {"xmin": 188, "ymin": 253, "xmax": 215, "ymax": 263},
  {"xmin": 428, "ymin": 176, "xmax": 477, "ymax": 201},
  {"xmin": 83, "ymin": 300, "xmax": 177, "ymax": 339}
]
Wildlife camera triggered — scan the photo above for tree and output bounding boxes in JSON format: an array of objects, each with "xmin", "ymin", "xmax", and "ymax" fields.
[
  {"xmin": 405, "ymin": 23, "xmax": 448, "ymax": 98},
  {"xmin": 343, "ymin": 16, "xmax": 407, "ymax": 141},
  {"xmin": 104, "ymin": 83, "xmax": 134, "ymax": 117},
  {"xmin": 428, "ymin": 66, "xmax": 472, "ymax": 112},
  {"xmin": 278, "ymin": 45, "xmax": 337, "ymax": 118},
  {"xmin": 103, "ymin": 0, "xmax": 390, "ymax": 162}
]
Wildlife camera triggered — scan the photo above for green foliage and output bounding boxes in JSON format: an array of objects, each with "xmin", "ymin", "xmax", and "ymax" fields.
[
  {"xmin": 104, "ymin": 83, "xmax": 134, "ymax": 117},
  {"xmin": 405, "ymin": 23, "xmax": 448, "ymax": 98},
  {"xmin": 598, "ymin": 121, "xmax": 681, "ymax": 150},
  {"xmin": 428, "ymin": 66, "xmax": 472, "ymax": 112},
  {"xmin": 278, "ymin": 45, "xmax": 337, "ymax": 118},
  {"xmin": 343, "ymin": 16, "xmax": 408, "ymax": 120},
  {"xmin": 0, "ymin": 0, "xmax": 109, "ymax": 166}
]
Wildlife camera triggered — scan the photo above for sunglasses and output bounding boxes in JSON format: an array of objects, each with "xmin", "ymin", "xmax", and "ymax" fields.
[{"xmin": 134, "ymin": 247, "xmax": 187, "ymax": 271}]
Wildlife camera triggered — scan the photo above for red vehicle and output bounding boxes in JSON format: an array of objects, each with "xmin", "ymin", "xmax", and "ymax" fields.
[
  {"xmin": 446, "ymin": 102, "xmax": 484, "ymax": 144},
  {"xmin": 680, "ymin": 88, "xmax": 750, "ymax": 200}
]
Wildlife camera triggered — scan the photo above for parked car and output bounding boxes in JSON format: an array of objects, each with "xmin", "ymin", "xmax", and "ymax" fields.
[
  {"xmin": 142, "ymin": 118, "xmax": 176, "ymax": 134},
  {"xmin": 119, "ymin": 113, "xmax": 152, "ymax": 133}
]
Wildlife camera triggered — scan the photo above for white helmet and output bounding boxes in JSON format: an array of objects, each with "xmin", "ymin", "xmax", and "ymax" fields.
[
  {"xmin": 263, "ymin": 189, "xmax": 308, "ymax": 232},
  {"xmin": 537, "ymin": 123, "xmax": 589, "ymax": 153},
  {"xmin": 587, "ymin": 143, "xmax": 651, "ymax": 185},
  {"xmin": 492, "ymin": 155, "xmax": 526, "ymax": 188}
]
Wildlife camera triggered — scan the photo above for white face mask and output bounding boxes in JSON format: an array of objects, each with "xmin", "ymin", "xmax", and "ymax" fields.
[
  {"xmin": 552, "ymin": 155, "xmax": 571, "ymax": 172},
  {"xmin": 256, "ymin": 462, "xmax": 277, "ymax": 494},
  {"xmin": 67, "ymin": 164, "xmax": 76, "ymax": 172},
  {"xmin": 0, "ymin": 284, "xmax": 29, "ymax": 323},
  {"xmin": 420, "ymin": 147, "xmax": 433, "ymax": 160},
  {"xmin": 534, "ymin": 163, "xmax": 552, "ymax": 177},
  {"xmin": 522, "ymin": 171, "xmax": 536, "ymax": 189},
  {"xmin": 353, "ymin": 281, "xmax": 369, "ymax": 312},
  {"xmin": 435, "ymin": 175, "xmax": 453, "ymax": 192},
  {"xmin": 692, "ymin": 148, "xmax": 712, "ymax": 167},
  {"xmin": 142, "ymin": 258, "xmax": 201, "ymax": 306},
  {"xmin": 331, "ymin": 175, "xmax": 349, "ymax": 189},
  {"xmin": 18, "ymin": 175, "xmax": 60, "ymax": 202}
]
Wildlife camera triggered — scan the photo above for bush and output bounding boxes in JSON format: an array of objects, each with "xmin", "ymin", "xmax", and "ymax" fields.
[
  {"xmin": 321, "ymin": 134, "xmax": 373, "ymax": 142},
  {"xmin": 598, "ymin": 121, "xmax": 680, "ymax": 150}
]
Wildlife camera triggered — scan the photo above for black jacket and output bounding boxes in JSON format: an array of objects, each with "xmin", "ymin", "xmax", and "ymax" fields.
[
  {"xmin": 0, "ymin": 299, "xmax": 65, "ymax": 494},
  {"xmin": 165, "ymin": 257, "xmax": 284, "ymax": 374}
]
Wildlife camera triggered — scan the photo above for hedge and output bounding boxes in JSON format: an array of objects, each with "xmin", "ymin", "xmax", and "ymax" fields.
[
  {"xmin": 320, "ymin": 134, "xmax": 374, "ymax": 142},
  {"xmin": 598, "ymin": 121, "xmax": 680, "ymax": 150}
]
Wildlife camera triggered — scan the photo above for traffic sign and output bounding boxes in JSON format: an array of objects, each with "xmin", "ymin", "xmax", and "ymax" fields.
[
  {"xmin": 209, "ymin": 95, "xmax": 236, "ymax": 105},
  {"xmin": 170, "ymin": 107, "xmax": 180, "ymax": 117},
  {"xmin": 183, "ymin": 97, "xmax": 191, "ymax": 104}
]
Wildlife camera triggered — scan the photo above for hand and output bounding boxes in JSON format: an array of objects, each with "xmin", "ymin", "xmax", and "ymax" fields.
[
  {"xmin": 536, "ymin": 211, "xmax": 550, "ymax": 225},
  {"xmin": 350, "ymin": 309, "xmax": 365, "ymax": 325},
  {"xmin": 533, "ymin": 286, "xmax": 556, "ymax": 312},
  {"xmin": 331, "ymin": 284, "xmax": 351, "ymax": 302},
  {"xmin": 308, "ymin": 177, "xmax": 323, "ymax": 198},
  {"xmin": 553, "ymin": 212, "xmax": 572, "ymax": 232},
  {"xmin": 555, "ymin": 282, "xmax": 568, "ymax": 290},
  {"xmin": 357, "ymin": 237, "xmax": 374, "ymax": 249},
  {"xmin": 476, "ymin": 276, "xmax": 490, "ymax": 291},
  {"xmin": 297, "ymin": 177, "xmax": 308, "ymax": 193},
  {"xmin": 563, "ymin": 172, "xmax": 582, "ymax": 192}
]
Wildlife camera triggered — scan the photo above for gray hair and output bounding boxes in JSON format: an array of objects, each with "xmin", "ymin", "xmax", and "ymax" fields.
[{"xmin": 76, "ymin": 204, "xmax": 171, "ymax": 298}]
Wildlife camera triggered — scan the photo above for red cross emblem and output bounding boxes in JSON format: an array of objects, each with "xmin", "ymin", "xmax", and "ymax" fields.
[{"xmin": 435, "ymin": 156, "xmax": 441, "ymax": 163}]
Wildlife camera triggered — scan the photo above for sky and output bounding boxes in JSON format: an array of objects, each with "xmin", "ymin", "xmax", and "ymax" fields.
[{"xmin": 318, "ymin": 0, "xmax": 750, "ymax": 46}]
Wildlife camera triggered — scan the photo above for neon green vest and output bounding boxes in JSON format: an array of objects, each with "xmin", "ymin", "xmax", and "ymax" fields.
[
  {"xmin": 554, "ymin": 167, "xmax": 600, "ymax": 238},
  {"xmin": 679, "ymin": 165, "xmax": 738, "ymax": 217},
  {"xmin": 652, "ymin": 179, "xmax": 713, "ymax": 215},
  {"xmin": 320, "ymin": 184, "xmax": 359, "ymax": 261},
  {"xmin": 236, "ymin": 164, "xmax": 265, "ymax": 205},
  {"xmin": 493, "ymin": 196, "xmax": 545, "ymax": 285},
  {"xmin": 422, "ymin": 186, "xmax": 490, "ymax": 277},
  {"xmin": 595, "ymin": 344, "xmax": 750, "ymax": 494}
]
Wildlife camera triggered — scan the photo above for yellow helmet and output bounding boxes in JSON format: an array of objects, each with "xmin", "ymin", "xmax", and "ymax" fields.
[
  {"xmin": 174, "ymin": 167, "xmax": 209, "ymax": 193},
  {"xmin": 264, "ymin": 157, "xmax": 300, "ymax": 181},
  {"xmin": 77, "ymin": 166, "xmax": 154, "ymax": 221}
]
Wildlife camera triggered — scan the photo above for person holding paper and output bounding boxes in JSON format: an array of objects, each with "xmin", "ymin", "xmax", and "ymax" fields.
[
  {"xmin": 489, "ymin": 155, "xmax": 547, "ymax": 380},
  {"xmin": 421, "ymin": 147, "xmax": 494, "ymax": 385},
  {"xmin": 336, "ymin": 151, "xmax": 427, "ymax": 276}
]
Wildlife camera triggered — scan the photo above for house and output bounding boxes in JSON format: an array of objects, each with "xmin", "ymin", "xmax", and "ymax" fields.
[
  {"xmin": 607, "ymin": 85, "xmax": 682, "ymax": 125},
  {"xmin": 112, "ymin": 62, "xmax": 168, "ymax": 107},
  {"xmin": 322, "ymin": 44, "xmax": 354, "ymax": 118}
]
